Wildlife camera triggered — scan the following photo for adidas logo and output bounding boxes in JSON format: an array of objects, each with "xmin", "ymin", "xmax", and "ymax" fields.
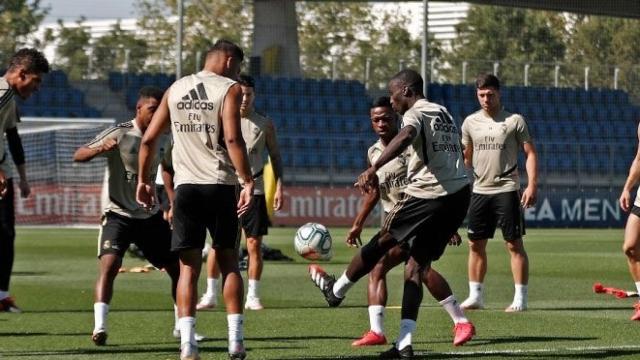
[{"xmin": 177, "ymin": 82, "xmax": 214, "ymax": 110}]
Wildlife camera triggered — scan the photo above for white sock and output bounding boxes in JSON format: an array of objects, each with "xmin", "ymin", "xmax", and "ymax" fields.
[
  {"xmin": 0, "ymin": 290, "xmax": 8, "ymax": 301},
  {"xmin": 469, "ymin": 281, "xmax": 483, "ymax": 300},
  {"xmin": 439, "ymin": 295, "xmax": 468, "ymax": 324},
  {"xmin": 513, "ymin": 284, "xmax": 528, "ymax": 304},
  {"xmin": 333, "ymin": 272, "xmax": 354, "ymax": 298},
  {"xmin": 206, "ymin": 277, "xmax": 219, "ymax": 297},
  {"xmin": 248, "ymin": 279, "xmax": 260, "ymax": 299},
  {"xmin": 634, "ymin": 282, "xmax": 640, "ymax": 295},
  {"xmin": 227, "ymin": 313, "xmax": 244, "ymax": 353},
  {"xmin": 93, "ymin": 302, "xmax": 109, "ymax": 333},
  {"xmin": 178, "ymin": 316, "xmax": 196, "ymax": 346},
  {"xmin": 396, "ymin": 319, "xmax": 416, "ymax": 350},
  {"xmin": 368, "ymin": 305, "xmax": 385, "ymax": 335},
  {"xmin": 173, "ymin": 305, "xmax": 179, "ymax": 330}
]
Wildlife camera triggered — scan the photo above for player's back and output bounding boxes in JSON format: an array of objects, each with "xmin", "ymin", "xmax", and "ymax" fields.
[{"xmin": 167, "ymin": 71, "xmax": 238, "ymax": 186}]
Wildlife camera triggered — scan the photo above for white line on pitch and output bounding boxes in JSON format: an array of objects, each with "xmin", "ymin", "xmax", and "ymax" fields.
[{"xmin": 436, "ymin": 344, "xmax": 640, "ymax": 356}]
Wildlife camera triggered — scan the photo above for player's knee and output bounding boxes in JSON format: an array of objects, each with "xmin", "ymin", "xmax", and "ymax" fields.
[
  {"xmin": 246, "ymin": 236, "xmax": 262, "ymax": 253},
  {"xmin": 505, "ymin": 238, "xmax": 526, "ymax": 254},
  {"xmin": 624, "ymin": 243, "xmax": 640, "ymax": 260},
  {"xmin": 468, "ymin": 240, "xmax": 487, "ymax": 254}
]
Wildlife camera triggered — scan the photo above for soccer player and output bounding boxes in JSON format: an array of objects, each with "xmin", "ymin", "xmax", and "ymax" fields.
[
  {"xmin": 74, "ymin": 86, "xmax": 186, "ymax": 346},
  {"xmin": 309, "ymin": 69, "xmax": 470, "ymax": 358},
  {"xmin": 459, "ymin": 74, "xmax": 537, "ymax": 312},
  {"xmin": 197, "ymin": 73, "xmax": 283, "ymax": 311},
  {"xmin": 137, "ymin": 40, "xmax": 254, "ymax": 360},
  {"xmin": 0, "ymin": 48, "xmax": 48, "ymax": 313},
  {"xmin": 343, "ymin": 96, "xmax": 473, "ymax": 347},
  {"xmin": 618, "ymin": 124, "xmax": 640, "ymax": 320}
]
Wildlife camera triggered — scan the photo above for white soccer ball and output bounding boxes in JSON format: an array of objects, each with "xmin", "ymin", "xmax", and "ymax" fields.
[{"xmin": 294, "ymin": 222, "xmax": 333, "ymax": 261}]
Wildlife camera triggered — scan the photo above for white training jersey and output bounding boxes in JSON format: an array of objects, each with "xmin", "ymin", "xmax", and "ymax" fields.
[
  {"xmin": 400, "ymin": 99, "xmax": 469, "ymax": 199},
  {"xmin": 461, "ymin": 109, "xmax": 531, "ymax": 195},
  {"xmin": 368, "ymin": 139, "xmax": 412, "ymax": 212},
  {"xmin": 240, "ymin": 110, "xmax": 271, "ymax": 195},
  {"xmin": 0, "ymin": 77, "xmax": 18, "ymax": 178},
  {"xmin": 167, "ymin": 70, "xmax": 238, "ymax": 186},
  {"xmin": 86, "ymin": 119, "xmax": 169, "ymax": 219}
]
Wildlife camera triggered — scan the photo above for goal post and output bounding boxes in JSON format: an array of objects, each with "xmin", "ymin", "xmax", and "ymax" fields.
[{"xmin": 14, "ymin": 117, "xmax": 115, "ymax": 227}]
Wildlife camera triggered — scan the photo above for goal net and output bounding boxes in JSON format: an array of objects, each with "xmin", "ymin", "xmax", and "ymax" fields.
[{"xmin": 13, "ymin": 117, "xmax": 115, "ymax": 226}]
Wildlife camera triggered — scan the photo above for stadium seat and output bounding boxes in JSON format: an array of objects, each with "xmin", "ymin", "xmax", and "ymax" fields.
[
  {"xmin": 304, "ymin": 78, "xmax": 320, "ymax": 97},
  {"xmin": 319, "ymin": 79, "xmax": 334, "ymax": 96}
]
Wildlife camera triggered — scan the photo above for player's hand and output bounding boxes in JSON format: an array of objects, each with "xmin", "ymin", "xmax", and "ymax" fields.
[
  {"xmin": 346, "ymin": 225, "xmax": 363, "ymax": 248},
  {"xmin": 448, "ymin": 232, "xmax": 462, "ymax": 246},
  {"xmin": 136, "ymin": 182, "xmax": 156, "ymax": 210},
  {"xmin": 273, "ymin": 186, "xmax": 283, "ymax": 211},
  {"xmin": 620, "ymin": 189, "xmax": 633, "ymax": 212},
  {"xmin": 520, "ymin": 185, "xmax": 537, "ymax": 208},
  {"xmin": 101, "ymin": 138, "xmax": 118, "ymax": 152},
  {"xmin": 163, "ymin": 207, "xmax": 174, "ymax": 228},
  {"xmin": 0, "ymin": 170, "xmax": 8, "ymax": 197},
  {"xmin": 18, "ymin": 178, "xmax": 30, "ymax": 198},
  {"xmin": 237, "ymin": 181, "xmax": 254, "ymax": 217},
  {"xmin": 356, "ymin": 168, "xmax": 378, "ymax": 195}
]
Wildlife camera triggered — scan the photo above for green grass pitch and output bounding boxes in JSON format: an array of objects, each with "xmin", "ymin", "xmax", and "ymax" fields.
[{"xmin": 3, "ymin": 227, "xmax": 640, "ymax": 359}]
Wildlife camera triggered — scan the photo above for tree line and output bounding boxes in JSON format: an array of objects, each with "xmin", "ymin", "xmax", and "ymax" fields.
[{"xmin": 3, "ymin": 0, "xmax": 640, "ymax": 93}]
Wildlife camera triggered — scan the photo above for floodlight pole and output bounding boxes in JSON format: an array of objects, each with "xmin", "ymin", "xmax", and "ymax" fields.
[
  {"xmin": 421, "ymin": 0, "xmax": 429, "ymax": 96},
  {"xmin": 176, "ymin": 0, "xmax": 184, "ymax": 79}
]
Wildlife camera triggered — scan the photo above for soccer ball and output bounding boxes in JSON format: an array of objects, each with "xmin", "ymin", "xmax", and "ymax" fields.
[{"xmin": 294, "ymin": 222, "xmax": 332, "ymax": 261}]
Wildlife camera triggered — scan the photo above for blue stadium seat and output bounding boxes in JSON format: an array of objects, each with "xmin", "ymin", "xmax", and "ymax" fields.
[
  {"xmin": 526, "ymin": 87, "xmax": 542, "ymax": 104},
  {"xmin": 53, "ymin": 90, "xmax": 68, "ymax": 106},
  {"xmin": 543, "ymin": 105, "xmax": 557, "ymax": 121},
  {"xmin": 427, "ymin": 83, "xmax": 443, "ymax": 102},
  {"xmin": 540, "ymin": 88, "xmax": 553, "ymax": 104},
  {"xmin": 279, "ymin": 78, "xmax": 294, "ymax": 95},
  {"xmin": 336, "ymin": 80, "xmax": 350, "ymax": 96},
  {"xmin": 254, "ymin": 97, "xmax": 267, "ymax": 112},
  {"xmin": 68, "ymin": 89, "xmax": 84, "ymax": 107},
  {"xmin": 589, "ymin": 88, "xmax": 604, "ymax": 104},
  {"xmin": 291, "ymin": 78, "xmax": 304, "ymax": 95},
  {"xmin": 614, "ymin": 89, "xmax": 629, "ymax": 104},
  {"xmin": 304, "ymin": 79, "xmax": 320, "ymax": 97},
  {"xmin": 348, "ymin": 80, "xmax": 365, "ymax": 96},
  {"xmin": 281, "ymin": 97, "xmax": 296, "ymax": 113},
  {"xmin": 511, "ymin": 86, "xmax": 525, "ymax": 104},
  {"xmin": 354, "ymin": 99, "xmax": 369, "ymax": 113},
  {"xmin": 319, "ymin": 79, "xmax": 334, "ymax": 96},
  {"xmin": 573, "ymin": 123, "xmax": 588, "ymax": 138},
  {"xmin": 39, "ymin": 89, "xmax": 53, "ymax": 107},
  {"xmin": 264, "ymin": 78, "xmax": 279, "ymax": 94},
  {"xmin": 575, "ymin": 89, "xmax": 587, "ymax": 104},
  {"xmin": 564, "ymin": 88, "xmax": 576, "ymax": 104},
  {"xmin": 324, "ymin": 97, "xmax": 339, "ymax": 113},
  {"xmin": 595, "ymin": 108, "xmax": 608, "ymax": 122},
  {"xmin": 108, "ymin": 72, "xmax": 124, "ymax": 92},
  {"xmin": 442, "ymin": 84, "xmax": 455, "ymax": 103},
  {"xmin": 281, "ymin": 152, "xmax": 293, "ymax": 167},
  {"xmin": 266, "ymin": 96, "xmax": 281, "ymax": 112},
  {"xmin": 557, "ymin": 105, "xmax": 569, "ymax": 121}
]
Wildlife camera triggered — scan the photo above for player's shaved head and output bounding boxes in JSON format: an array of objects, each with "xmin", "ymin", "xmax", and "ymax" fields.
[
  {"xmin": 371, "ymin": 96, "xmax": 392, "ymax": 110},
  {"xmin": 207, "ymin": 39, "xmax": 244, "ymax": 62},
  {"xmin": 390, "ymin": 69, "xmax": 424, "ymax": 96},
  {"xmin": 138, "ymin": 86, "xmax": 164, "ymax": 103}
]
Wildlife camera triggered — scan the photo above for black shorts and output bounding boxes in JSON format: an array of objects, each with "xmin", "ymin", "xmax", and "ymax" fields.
[
  {"xmin": 156, "ymin": 184, "xmax": 171, "ymax": 212},
  {"xmin": 383, "ymin": 185, "xmax": 470, "ymax": 266},
  {"xmin": 241, "ymin": 194, "xmax": 271, "ymax": 237},
  {"xmin": 172, "ymin": 184, "xmax": 241, "ymax": 251},
  {"xmin": 467, "ymin": 191, "xmax": 525, "ymax": 241},
  {"xmin": 631, "ymin": 206, "xmax": 640, "ymax": 218},
  {"xmin": 98, "ymin": 211, "xmax": 176, "ymax": 268}
]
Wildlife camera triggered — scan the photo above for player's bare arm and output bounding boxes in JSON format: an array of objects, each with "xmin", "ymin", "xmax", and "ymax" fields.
[
  {"xmin": 520, "ymin": 141, "xmax": 538, "ymax": 208},
  {"xmin": 265, "ymin": 119, "xmax": 284, "ymax": 210},
  {"xmin": 161, "ymin": 161, "xmax": 175, "ymax": 223},
  {"xmin": 73, "ymin": 137, "xmax": 118, "ymax": 162},
  {"xmin": 223, "ymin": 83, "xmax": 254, "ymax": 216},
  {"xmin": 357, "ymin": 125, "xmax": 416, "ymax": 192},
  {"xmin": 462, "ymin": 142, "xmax": 473, "ymax": 169},
  {"xmin": 7, "ymin": 127, "xmax": 30, "ymax": 198},
  {"xmin": 137, "ymin": 91, "xmax": 170, "ymax": 208},
  {"xmin": 347, "ymin": 173, "xmax": 380, "ymax": 248},
  {"xmin": 620, "ymin": 128, "xmax": 640, "ymax": 212}
]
